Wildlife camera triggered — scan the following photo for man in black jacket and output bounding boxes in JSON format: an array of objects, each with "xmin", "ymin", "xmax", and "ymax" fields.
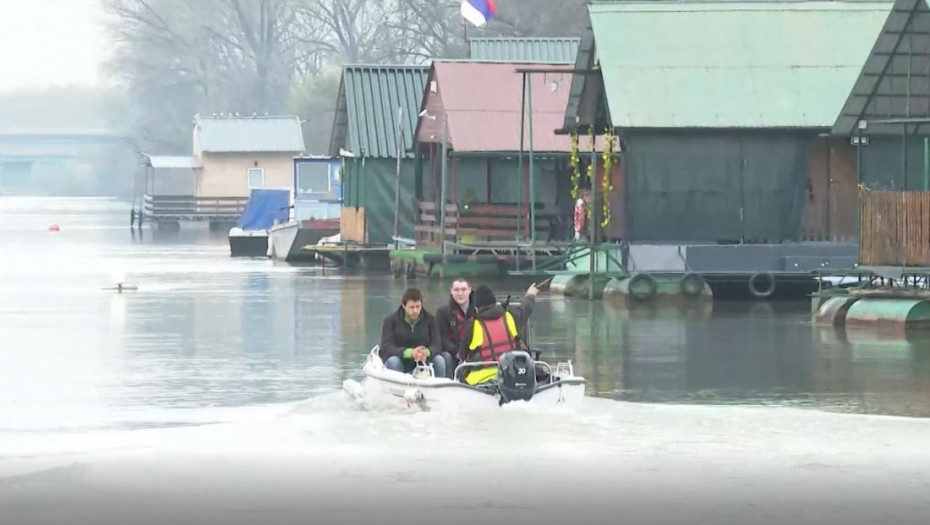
[
  {"xmin": 434, "ymin": 277, "xmax": 475, "ymax": 378},
  {"xmin": 379, "ymin": 287, "xmax": 450, "ymax": 378}
]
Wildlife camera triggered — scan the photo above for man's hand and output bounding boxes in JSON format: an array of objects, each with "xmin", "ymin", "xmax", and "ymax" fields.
[
  {"xmin": 526, "ymin": 282, "xmax": 540, "ymax": 297},
  {"xmin": 412, "ymin": 346, "xmax": 428, "ymax": 362}
]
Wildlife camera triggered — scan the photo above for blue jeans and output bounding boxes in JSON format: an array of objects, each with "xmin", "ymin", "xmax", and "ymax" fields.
[{"xmin": 385, "ymin": 353, "xmax": 448, "ymax": 379}]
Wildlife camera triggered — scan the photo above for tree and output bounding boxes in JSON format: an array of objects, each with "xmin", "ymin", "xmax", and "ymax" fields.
[
  {"xmin": 391, "ymin": 0, "xmax": 468, "ymax": 61},
  {"xmin": 286, "ymin": 71, "xmax": 341, "ymax": 154},
  {"xmin": 294, "ymin": 0, "xmax": 412, "ymax": 64},
  {"xmin": 103, "ymin": 0, "xmax": 324, "ymax": 152},
  {"xmin": 493, "ymin": 0, "xmax": 590, "ymax": 37},
  {"xmin": 103, "ymin": 0, "xmax": 593, "ymax": 155}
]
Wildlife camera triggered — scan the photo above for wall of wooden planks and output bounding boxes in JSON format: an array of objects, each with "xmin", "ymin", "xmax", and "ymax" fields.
[{"xmin": 859, "ymin": 190, "xmax": 930, "ymax": 266}]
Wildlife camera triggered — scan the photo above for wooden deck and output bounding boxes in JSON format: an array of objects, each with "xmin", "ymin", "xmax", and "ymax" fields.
[{"xmin": 138, "ymin": 194, "xmax": 249, "ymax": 222}]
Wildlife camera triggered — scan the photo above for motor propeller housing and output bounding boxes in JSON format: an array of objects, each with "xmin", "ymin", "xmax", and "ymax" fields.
[{"xmin": 497, "ymin": 351, "xmax": 537, "ymax": 404}]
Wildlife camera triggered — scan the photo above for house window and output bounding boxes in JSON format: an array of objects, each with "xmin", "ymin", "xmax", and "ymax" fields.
[
  {"xmin": 247, "ymin": 167, "xmax": 264, "ymax": 188},
  {"xmin": 296, "ymin": 162, "xmax": 330, "ymax": 194}
]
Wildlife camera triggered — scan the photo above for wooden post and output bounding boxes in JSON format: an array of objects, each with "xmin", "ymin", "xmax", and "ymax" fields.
[
  {"xmin": 856, "ymin": 121, "xmax": 863, "ymax": 240},
  {"xmin": 440, "ymin": 114, "xmax": 449, "ymax": 277},
  {"xmin": 393, "ymin": 106, "xmax": 403, "ymax": 249},
  {"xmin": 527, "ymin": 72, "xmax": 537, "ymax": 273},
  {"xmin": 825, "ymin": 136, "xmax": 832, "ymax": 240},
  {"xmin": 903, "ymin": 123, "xmax": 909, "ymax": 191},
  {"xmin": 589, "ymin": 133, "xmax": 598, "ymax": 300},
  {"xmin": 924, "ymin": 136, "xmax": 929, "ymax": 191},
  {"xmin": 517, "ymin": 73, "xmax": 526, "ymax": 242}
]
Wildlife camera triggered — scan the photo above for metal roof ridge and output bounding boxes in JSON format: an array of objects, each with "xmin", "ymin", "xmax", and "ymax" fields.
[
  {"xmin": 467, "ymin": 36, "xmax": 581, "ymax": 41},
  {"xmin": 341, "ymin": 63, "xmax": 429, "ymax": 69},
  {"xmin": 590, "ymin": 1, "xmax": 892, "ymax": 12}
]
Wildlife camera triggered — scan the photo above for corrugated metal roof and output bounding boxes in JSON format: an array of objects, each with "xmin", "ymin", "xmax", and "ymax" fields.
[
  {"xmin": 467, "ymin": 37, "xmax": 580, "ymax": 63},
  {"xmin": 420, "ymin": 61, "xmax": 605, "ymax": 153},
  {"xmin": 330, "ymin": 65, "xmax": 429, "ymax": 158},
  {"xmin": 832, "ymin": 0, "xmax": 929, "ymax": 135},
  {"xmin": 195, "ymin": 115, "xmax": 305, "ymax": 153},
  {"xmin": 590, "ymin": 1, "xmax": 892, "ymax": 128},
  {"xmin": 144, "ymin": 155, "xmax": 201, "ymax": 169}
]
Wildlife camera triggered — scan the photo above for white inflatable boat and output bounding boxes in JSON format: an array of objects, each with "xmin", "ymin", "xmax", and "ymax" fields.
[{"xmin": 345, "ymin": 345, "xmax": 586, "ymax": 410}]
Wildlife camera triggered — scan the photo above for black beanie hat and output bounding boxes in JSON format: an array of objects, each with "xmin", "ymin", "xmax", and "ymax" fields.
[{"xmin": 474, "ymin": 285, "xmax": 497, "ymax": 309}]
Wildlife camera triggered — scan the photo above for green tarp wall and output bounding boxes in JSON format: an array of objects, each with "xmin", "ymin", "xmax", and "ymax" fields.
[
  {"xmin": 624, "ymin": 131, "xmax": 812, "ymax": 243},
  {"xmin": 341, "ymin": 157, "xmax": 417, "ymax": 244}
]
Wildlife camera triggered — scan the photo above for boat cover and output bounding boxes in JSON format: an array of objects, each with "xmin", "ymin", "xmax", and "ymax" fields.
[{"xmin": 235, "ymin": 189, "xmax": 290, "ymax": 230}]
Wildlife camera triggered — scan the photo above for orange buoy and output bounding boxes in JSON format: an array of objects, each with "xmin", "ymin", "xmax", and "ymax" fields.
[{"xmin": 48, "ymin": 224, "xmax": 60, "ymax": 232}]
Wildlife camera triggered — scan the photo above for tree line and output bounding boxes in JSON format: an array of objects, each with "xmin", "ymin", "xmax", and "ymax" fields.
[{"xmin": 102, "ymin": 0, "xmax": 589, "ymax": 153}]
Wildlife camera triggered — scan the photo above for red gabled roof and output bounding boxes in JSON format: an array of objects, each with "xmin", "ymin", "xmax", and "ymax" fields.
[{"xmin": 419, "ymin": 61, "xmax": 587, "ymax": 153}]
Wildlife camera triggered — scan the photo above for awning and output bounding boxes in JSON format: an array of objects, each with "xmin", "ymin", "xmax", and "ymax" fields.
[{"xmin": 144, "ymin": 155, "xmax": 201, "ymax": 169}]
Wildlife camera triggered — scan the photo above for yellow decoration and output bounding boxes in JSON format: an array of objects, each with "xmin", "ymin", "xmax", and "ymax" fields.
[
  {"xmin": 600, "ymin": 128, "xmax": 616, "ymax": 229},
  {"xmin": 569, "ymin": 129, "xmax": 580, "ymax": 199},
  {"xmin": 586, "ymin": 125, "xmax": 596, "ymax": 222}
]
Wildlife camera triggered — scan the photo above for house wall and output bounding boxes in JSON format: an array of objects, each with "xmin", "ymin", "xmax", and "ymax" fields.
[
  {"xmin": 623, "ymin": 130, "xmax": 813, "ymax": 243},
  {"xmin": 860, "ymin": 135, "xmax": 930, "ymax": 191},
  {"xmin": 417, "ymin": 153, "xmax": 621, "ymax": 242},
  {"xmin": 419, "ymin": 155, "xmax": 565, "ymax": 206},
  {"xmin": 195, "ymin": 152, "xmax": 297, "ymax": 197},
  {"xmin": 803, "ymin": 137, "xmax": 858, "ymax": 240},
  {"xmin": 416, "ymin": 76, "xmax": 446, "ymax": 145}
]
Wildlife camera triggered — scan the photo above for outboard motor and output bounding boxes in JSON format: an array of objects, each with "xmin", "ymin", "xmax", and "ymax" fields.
[{"xmin": 497, "ymin": 351, "xmax": 537, "ymax": 404}]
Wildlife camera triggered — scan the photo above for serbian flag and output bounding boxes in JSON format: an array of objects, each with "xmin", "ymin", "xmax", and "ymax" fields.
[{"xmin": 460, "ymin": 0, "xmax": 497, "ymax": 27}]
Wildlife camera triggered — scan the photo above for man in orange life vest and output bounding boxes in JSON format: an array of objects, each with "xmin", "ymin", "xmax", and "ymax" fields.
[
  {"xmin": 456, "ymin": 283, "xmax": 538, "ymax": 385},
  {"xmin": 434, "ymin": 277, "xmax": 475, "ymax": 374}
]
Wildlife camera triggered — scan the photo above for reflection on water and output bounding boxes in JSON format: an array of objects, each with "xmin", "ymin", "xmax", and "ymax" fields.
[{"xmin": 2, "ymin": 196, "xmax": 930, "ymax": 434}]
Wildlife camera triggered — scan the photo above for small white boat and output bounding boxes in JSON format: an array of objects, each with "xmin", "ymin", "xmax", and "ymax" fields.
[{"xmin": 345, "ymin": 345, "xmax": 586, "ymax": 410}]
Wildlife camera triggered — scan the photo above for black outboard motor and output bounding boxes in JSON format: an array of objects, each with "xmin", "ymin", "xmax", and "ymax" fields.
[{"xmin": 497, "ymin": 351, "xmax": 537, "ymax": 405}]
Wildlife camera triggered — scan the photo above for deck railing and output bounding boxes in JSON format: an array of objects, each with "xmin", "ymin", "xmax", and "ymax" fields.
[
  {"xmin": 142, "ymin": 194, "xmax": 249, "ymax": 221},
  {"xmin": 414, "ymin": 201, "xmax": 562, "ymax": 246}
]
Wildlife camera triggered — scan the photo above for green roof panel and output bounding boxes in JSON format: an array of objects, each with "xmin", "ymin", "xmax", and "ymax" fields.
[
  {"xmin": 589, "ymin": 1, "xmax": 893, "ymax": 128},
  {"xmin": 336, "ymin": 65, "xmax": 428, "ymax": 158},
  {"xmin": 467, "ymin": 37, "xmax": 580, "ymax": 63}
]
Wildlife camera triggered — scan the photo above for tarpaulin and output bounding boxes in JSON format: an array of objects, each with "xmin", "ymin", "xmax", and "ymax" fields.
[{"xmin": 235, "ymin": 189, "xmax": 291, "ymax": 230}]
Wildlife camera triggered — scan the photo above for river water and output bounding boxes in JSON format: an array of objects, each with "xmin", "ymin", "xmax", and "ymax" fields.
[{"xmin": 1, "ymin": 197, "xmax": 929, "ymax": 525}]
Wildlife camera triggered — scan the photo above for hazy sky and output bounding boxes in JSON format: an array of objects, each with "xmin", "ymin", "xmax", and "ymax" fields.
[{"xmin": 0, "ymin": 0, "xmax": 108, "ymax": 92}]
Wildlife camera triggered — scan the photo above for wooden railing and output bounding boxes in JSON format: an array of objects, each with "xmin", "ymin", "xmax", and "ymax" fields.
[
  {"xmin": 143, "ymin": 194, "xmax": 249, "ymax": 220},
  {"xmin": 859, "ymin": 190, "xmax": 930, "ymax": 266},
  {"xmin": 414, "ymin": 201, "xmax": 560, "ymax": 246}
]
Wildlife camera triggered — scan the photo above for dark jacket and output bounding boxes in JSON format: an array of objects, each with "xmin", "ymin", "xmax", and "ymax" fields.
[
  {"xmin": 457, "ymin": 293, "xmax": 535, "ymax": 362},
  {"xmin": 379, "ymin": 306, "xmax": 441, "ymax": 361},
  {"xmin": 434, "ymin": 294, "xmax": 476, "ymax": 356}
]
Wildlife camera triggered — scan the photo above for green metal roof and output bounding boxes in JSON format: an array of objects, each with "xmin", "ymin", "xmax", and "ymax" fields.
[
  {"xmin": 832, "ymin": 0, "xmax": 930, "ymax": 135},
  {"xmin": 329, "ymin": 65, "xmax": 428, "ymax": 158},
  {"xmin": 589, "ymin": 1, "xmax": 893, "ymax": 128},
  {"xmin": 467, "ymin": 37, "xmax": 580, "ymax": 64}
]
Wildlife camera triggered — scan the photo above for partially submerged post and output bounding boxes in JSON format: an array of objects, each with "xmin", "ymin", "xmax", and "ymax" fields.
[
  {"xmin": 589, "ymin": 131, "xmax": 598, "ymax": 300},
  {"xmin": 527, "ymin": 71, "xmax": 537, "ymax": 273},
  {"xmin": 393, "ymin": 106, "xmax": 403, "ymax": 249},
  {"xmin": 517, "ymin": 73, "xmax": 526, "ymax": 245},
  {"xmin": 439, "ymin": 114, "xmax": 449, "ymax": 276}
]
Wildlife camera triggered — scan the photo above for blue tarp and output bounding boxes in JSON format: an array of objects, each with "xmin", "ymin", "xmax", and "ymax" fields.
[{"xmin": 235, "ymin": 189, "xmax": 291, "ymax": 230}]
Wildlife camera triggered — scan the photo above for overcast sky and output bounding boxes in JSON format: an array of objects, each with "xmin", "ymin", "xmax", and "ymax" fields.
[{"xmin": 0, "ymin": 0, "xmax": 108, "ymax": 92}]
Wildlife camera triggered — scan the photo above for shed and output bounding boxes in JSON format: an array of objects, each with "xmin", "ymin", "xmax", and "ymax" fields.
[
  {"xmin": 413, "ymin": 60, "xmax": 617, "ymax": 243},
  {"xmin": 329, "ymin": 65, "xmax": 428, "ymax": 244},
  {"xmin": 564, "ymin": 1, "xmax": 892, "ymax": 243}
]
